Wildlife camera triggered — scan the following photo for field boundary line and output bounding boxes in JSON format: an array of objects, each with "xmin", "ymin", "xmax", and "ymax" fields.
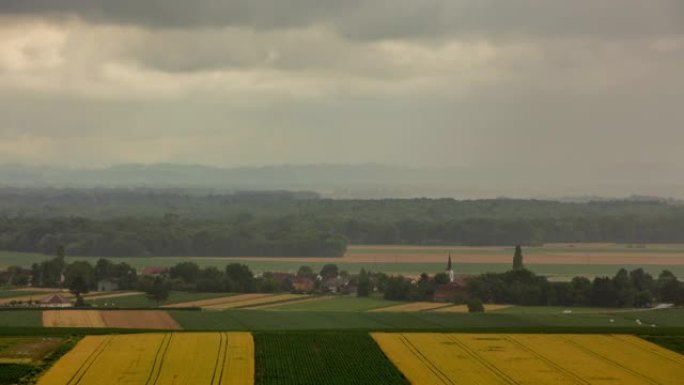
[
  {"xmin": 560, "ymin": 336, "xmax": 662, "ymax": 385},
  {"xmin": 210, "ymin": 332, "xmax": 226, "ymax": 385},
  {"xmin": 398, "ymin": 335, "xmax": 454, "ymax": 385},
  {"xmin": 615, "ymin": 335, "xmax": 684, "ymax": 368},
  {"xmin": 144, "ymin": 333, "xmax": 172, "ymax": 385},
  {"xmin": 67, "ymin": 336, "xmax": 113, "ymax": 385},
  {"xmin": 505, "ymin": 335, "xmax": 591, "ymax": 385},
  {"xmin": 447, "ymin": 335, "xmax": 519, "ymax": 385}
]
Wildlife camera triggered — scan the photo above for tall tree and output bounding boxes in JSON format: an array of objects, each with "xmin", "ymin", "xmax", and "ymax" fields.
[
  {"xmin": 145, "ymin": 276, "xmax": 170, "ymax": 307},
  {"xmin": 512, "ymin": 245, "xmax": 524, "ymax": 270}
]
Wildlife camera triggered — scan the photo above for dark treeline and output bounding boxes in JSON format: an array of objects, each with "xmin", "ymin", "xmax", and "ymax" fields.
[
  {"xmin": 0, "ymin": 216, "xmax": 347, "ymax": 257},
  {"xmin": 1, "ymin": 189, "xmax": 684, "ymax": 256},
  {"xmin": 466, "ymin": 268, "xmax": 684, "ymax": 308}
]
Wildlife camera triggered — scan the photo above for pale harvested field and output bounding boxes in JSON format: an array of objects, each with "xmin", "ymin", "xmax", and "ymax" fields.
[
  {"xmin": 0, "ymin": 291, "xmax": 73, "ymax": 305},
  {"xmin": 43, "ymin": 310, "xmax": 106, "ymax": 328},
  {"xmin": 245, "ymin": 295, "xmax": 333, "ymax": 310},
  {"xmin": 187, "ymin": 243, "xmax": 684, "ymax": 265},
  {"xmin": 430, "ymin": 304, "xmax": 512, "ymax": 313},
  {"xmin": 35, "ymin": 332, "xmax": 253, "ymax": 385},
  {"xmin": 42, "ymin": 310, "xmax": 180, "ymax": 330},
  {"xmin": 369, "ymin": 302, "xmax": 451, "ymax": 312},
  {"xmin": 372, "ymin": 333, "xmax": 684, "ymax": 385},
  {"xmin": 162, "ymin": 293, "xmax": 269, "ymax": 308},
  {"xmin": 204, "ymin": 294, "xmax": 310, "ymax": 310}
]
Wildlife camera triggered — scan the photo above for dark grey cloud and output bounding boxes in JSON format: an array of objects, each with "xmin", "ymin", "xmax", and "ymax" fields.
[{"xmin": 1, "ymin": 0, "xmax": 683, "ymax": 40}]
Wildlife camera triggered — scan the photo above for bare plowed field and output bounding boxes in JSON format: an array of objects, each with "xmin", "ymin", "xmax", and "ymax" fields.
[{"xmin": 42, "ymin": 310, "xmax": 180, "ymax": 330}]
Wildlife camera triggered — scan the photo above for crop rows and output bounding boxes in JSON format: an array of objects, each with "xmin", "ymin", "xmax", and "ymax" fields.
[
  {"xmin": 372, "ymin": 333, "xmax": 684, "ymax": 384},
  {"xmin": 254, "ymin": 332, "xmax": 408, "ymax": 385}
]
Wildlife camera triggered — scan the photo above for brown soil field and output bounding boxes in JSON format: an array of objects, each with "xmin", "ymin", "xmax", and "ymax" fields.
[
  {"xmin": 100, "ymin": 310, "xmax": 180, "ymax": 329},
  {"xmin": 42, "ymin": 310, "xmax": 180, "ymax": 330},
  {"xmin": 43, "ymin": 310, "xmax": 106, "ymax": 328}
]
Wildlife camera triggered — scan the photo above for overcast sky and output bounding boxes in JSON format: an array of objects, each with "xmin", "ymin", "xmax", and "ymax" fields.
[{"xmin": 0, "ymin": 1, "xmax": 683, "ymax": 194}]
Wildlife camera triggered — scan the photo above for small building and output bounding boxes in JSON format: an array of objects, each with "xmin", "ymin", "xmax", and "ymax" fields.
[
  {"xmin": 320, "ymin": 277, "xmax": 347, "ymax": 294},
  {"xmin": 292, "ymin": 278, "xmax": 315, "ymax": 293},
  {"xmin": 38, "ymin": 294, "xmax": 72, "ymax": 308},
  {"xmin": 141, "ymin": 267, "xmax": 170, "ymax": 277},
  {"xmin": 433, "ymin": 276, "xmax": 469, "ymax": 302},
  {"xmin": 97, "ymin": 278, "xmax": 120, "ymax": 292}
]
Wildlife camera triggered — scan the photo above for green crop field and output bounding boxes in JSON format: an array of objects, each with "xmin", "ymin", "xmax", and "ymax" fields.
[
  {"xmin": 167, "ymin": 307, "xmax": 684, "ymax": 332},
  {"xmin": 0, "ymin": 311, "xmax": 42, "ymax": 328},
  {"xmin": 267, "ymin": 296, "xmax": 400, "ymax": 312},
  {"xmin": 254, "ymin": 332, "xmax": 408, "ymax": 385}
]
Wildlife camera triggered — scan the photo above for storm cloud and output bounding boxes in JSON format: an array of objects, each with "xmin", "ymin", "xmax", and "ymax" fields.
[{"xmin": 0, "ymin": 1, "xmax": 683, "ymax": 197}]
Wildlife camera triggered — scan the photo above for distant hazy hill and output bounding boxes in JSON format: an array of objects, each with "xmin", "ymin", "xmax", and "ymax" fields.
[{"xmin": 0, "ymin": 163, "xmax": 682, "ymax": 200}]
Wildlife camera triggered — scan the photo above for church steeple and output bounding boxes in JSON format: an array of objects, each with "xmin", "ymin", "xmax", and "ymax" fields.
[{"xmin": 446, "ymin": 252, "xmax": 454, "ymax": 283}]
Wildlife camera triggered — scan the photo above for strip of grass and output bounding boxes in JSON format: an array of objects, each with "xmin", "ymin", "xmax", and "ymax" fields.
[
  {"xmin": 255, "ymin": 332, "xmax": 408, "ymax": 385},
  {"xmin": 642, "ymin": 335, "xmax": 684, "ymax": 354},
  {"xmin": 170, "ymin": 307, "xmax": 684, "ymax": 332},
  {"xmin": 0, "ymin": 311, "xmax": 42, "ymax": 328}
]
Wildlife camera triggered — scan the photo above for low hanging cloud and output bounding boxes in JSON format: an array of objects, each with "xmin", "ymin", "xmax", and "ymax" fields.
[{"xmin": 0, "ymin": 1, "xmax": 683, "ymax": 197}]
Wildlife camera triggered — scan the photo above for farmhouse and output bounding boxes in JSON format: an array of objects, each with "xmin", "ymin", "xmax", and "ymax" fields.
[
  {"xmin": 141, "ymin": 266, "xmax": 170, "ymax": 277},
  {"xmin": 292, "ymin": 278, "xmax": 315, "ymax": 293},
  {"xmin": 97, "ymin": 278, "xmax": 120, "ymax": 292},
  {"xmin": 38, "ymin": 293, "xmax": 72, "ymax": 308}
]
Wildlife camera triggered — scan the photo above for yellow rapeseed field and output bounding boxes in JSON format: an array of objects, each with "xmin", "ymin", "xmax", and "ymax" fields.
[
  {"xmin": 372, "ymin": 333, "xmax": 684, "ymax": 384},
  {"xmin": 35, "ymin": 332, "xmax": 254, "ymax": 385}
]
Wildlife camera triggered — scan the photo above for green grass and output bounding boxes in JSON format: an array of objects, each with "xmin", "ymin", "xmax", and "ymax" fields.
[
  {"xmin": 168, "ymin": 307, "xmax": 684, "ymax": 332},
  {"xmin": 254, "ymin": 332, "xmax": 408, "ymax": 385},
  {"xmin": 642, "ymin": 335, "xmax": 684, "ymax": 354},
  {"xmin": 267, "ymin": 296, "xmax": 401, "ymax": 312},
  {"xmin": 0, "ymin": 311, "xmax": 42, "ymax": 328},
  {"xmin": 86, "ymin": 291, "xmax": 229, "ymax": 308},
  {"xmin": 0, "ymin": 363, "xmax": 34, "ymax": 384},
  {"xmin": 0, "ymin": 290, "xmax": 46, "ymax": 299}
]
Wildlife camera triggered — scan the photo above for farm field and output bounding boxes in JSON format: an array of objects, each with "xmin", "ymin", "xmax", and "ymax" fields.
[
  {"xmin": 35, "ymin": 332, "xmax": 253, "ymax": 385},
  {"xmin": 254, "ymin": 332, "xmax": 408, "ymax": 385},
  {"xmin": 265, "ymin": 296, "xmax": 401, "ymax": 312},
  {"xmin": 164, "ymin": 293, "xmax": 311, "ymax": 310},
  {"xmin": 3, "ymin": 243, "xmax": 684, "ymax": 279},
  {"xmin": 1, "ymin": 307, "xmax": 684, "ymax": 332},
  {"xmin": 42, "ymin": 310, "xmax": 180, "ymax": 330},
  {"xmin": 87, "ymin": 291, "xmax": 230, "ymax": 308},
  {"xmin": 372, "ymin": 333, "xmax": 684, "ymax": 384}
]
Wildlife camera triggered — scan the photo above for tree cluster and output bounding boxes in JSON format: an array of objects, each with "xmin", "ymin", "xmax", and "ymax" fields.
[{"xmin": 467, "ymin": 268, "xmax": 684, "ymax": 307}]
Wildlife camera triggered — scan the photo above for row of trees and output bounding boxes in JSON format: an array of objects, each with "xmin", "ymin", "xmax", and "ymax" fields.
[{"xmin": 466, "ymin": 268, "xmax": 683, "ymax": 307}]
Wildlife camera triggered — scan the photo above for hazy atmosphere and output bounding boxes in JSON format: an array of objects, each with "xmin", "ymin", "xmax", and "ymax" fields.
[{"xmin": 1, "ymin": 1, "xmax": 683, "ymax": 197}]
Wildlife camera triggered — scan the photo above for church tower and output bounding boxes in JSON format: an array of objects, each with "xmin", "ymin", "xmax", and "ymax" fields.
[{"xmin": 446, "ymin": 252, "xmax": 454, "ymax": 283}]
